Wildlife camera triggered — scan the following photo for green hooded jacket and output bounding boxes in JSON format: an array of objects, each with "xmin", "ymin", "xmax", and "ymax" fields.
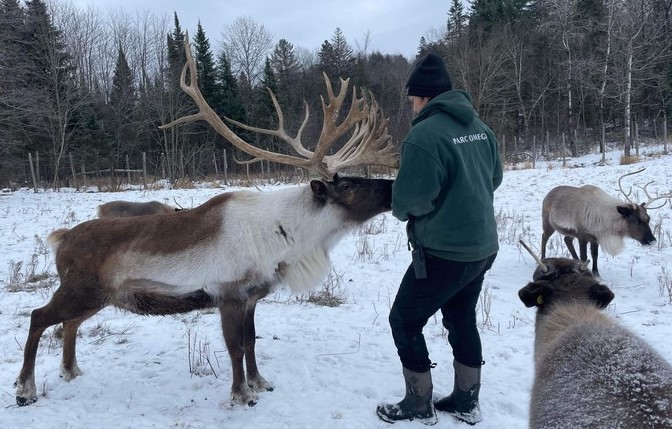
[{"xmin": 392, "ymin": 90, "xmax": 503, "ymax": 262}]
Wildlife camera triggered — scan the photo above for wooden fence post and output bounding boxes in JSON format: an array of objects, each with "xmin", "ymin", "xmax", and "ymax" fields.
[
  {"xmin": 562, "ymin": 133, "xmax": 567, "ymax": 167},
  {"xmin": 142, "ymin": 152, "xmax": 147, "ymax": 190},
  {"xmin": 654, "ymin": 118, "xmax": 658, "ymax": 141},
  {"xmin": 663, "ymin": 114, "xmax": 668, "ymax": 152},
  {"xmin": 192, "ymin": 155, "xmax": 196, "ymax": 179},
  {"xmin": 69, "ymin": 153, "xmax": 77, "ymax": 190},
  {"xmin": 35, "ymin": 152, "xmax": 41, "ymax": 189},
  {"xmin": 180, "ymin": 150, "xmax": 185, "ymax": 180},
  {"xmin": 532, "ymin": 135, "xmax": 536, "ymax": 169},
  {"xmin": 125, "ymin": 154, "xmax": 131, "ymax": 185},
  {"xmin": 223, "ymin": 150, "xmax": 228, "ymax": 184},
  {"xmin": 161, "ymin": 153, "xmax": 166, "ymax": 179},
  {"xmin": 28, "ymin": 153, "xmax": 38, "ymax": 193},
  {"xmin": 81, "ymin": 163, "xmax": 88, "ymax": 187}
]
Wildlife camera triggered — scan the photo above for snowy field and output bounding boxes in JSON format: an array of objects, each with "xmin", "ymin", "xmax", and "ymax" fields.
[{"xmin": 1, "ymin": 146, "xmax": 671, "ymax": 428}]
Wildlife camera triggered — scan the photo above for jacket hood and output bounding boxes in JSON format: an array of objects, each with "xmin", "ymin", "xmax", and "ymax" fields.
[{"xmin": 413, "ymin": 90, "xmax": 476, "ymax": 126}]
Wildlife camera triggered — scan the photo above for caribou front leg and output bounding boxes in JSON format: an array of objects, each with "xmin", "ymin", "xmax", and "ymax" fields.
[
  {"xmin": 16, "ymin": 288, "xmax": 100, "ymax": 406},
  {"xmin": 242, "ymin": 297, "xmax": 273, "ymax": 393},
  {"xmin": 219, "ymin": 299, "xmax": 257, "ymax": 406}
]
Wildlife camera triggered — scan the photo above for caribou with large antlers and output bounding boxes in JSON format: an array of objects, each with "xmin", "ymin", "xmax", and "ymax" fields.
[
  {"xmin": 14, "ymin": 33, "xmax": 398, "ymax": 408},
  {"xmin": 540, "ymin": 168, "xmax": 671, "ymax": 276}
]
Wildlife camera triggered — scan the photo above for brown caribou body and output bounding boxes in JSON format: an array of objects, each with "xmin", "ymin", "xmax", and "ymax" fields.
[
  {"xmin": 14, "ymin": 32, "xmax": 399, "ymax": 408},
  {"xmin": 97, "ymin": 200, "xmax": 178, "ymax": 218}
]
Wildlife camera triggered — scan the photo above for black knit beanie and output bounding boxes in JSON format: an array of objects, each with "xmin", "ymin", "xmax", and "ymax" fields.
[{"xmin": 406, "ymin": 53, "xmax": 452, "ymax": 98}]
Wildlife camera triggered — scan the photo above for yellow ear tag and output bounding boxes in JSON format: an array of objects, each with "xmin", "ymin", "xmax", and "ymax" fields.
[{"xmin": 536, "ymin": 295, "xmax": 544, "ymax": 305}]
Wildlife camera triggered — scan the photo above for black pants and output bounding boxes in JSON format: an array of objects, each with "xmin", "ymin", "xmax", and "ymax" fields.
[{"xmin": 388, "ymin": 252, "xmax": 497, "ymax": 373}]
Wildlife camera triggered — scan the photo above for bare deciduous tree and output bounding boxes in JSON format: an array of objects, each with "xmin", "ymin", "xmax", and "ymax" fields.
[
  {"xmin": 502, "ymin": 25, "xmax": 555, "ymax": 151},
  {"xmin": 539, "ymin": 0, "xmax": 583, "ymax": 157},
  {"xmin": 37, "ymin": 1, "xmax": 90, "ymax": 185},
  {"xmin": 221, "ymin": 16, "xmax": 273, "ymax": 89},
  {"xmin": 453, "ymin": 27, "xmax": 508, "ymax": 126},
  {"xmin": 611, "ymin": 0, "xmax": 669, "ymax": 156},
  {"xmin": 595, "ymin": 0, "xmax": 618, "ymax": 161}
]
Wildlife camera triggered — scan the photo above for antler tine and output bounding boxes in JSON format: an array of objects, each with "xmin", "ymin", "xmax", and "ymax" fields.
[
  {"xmin": 312, "ymin": 73, "xmax": 360, "ymax": 162},
  {"xmin": 224, "ymin": 89, "xmax": 314, "ymax": 159},
  {"xmin": 519, "ymin": 240, "xmax": 548, "ymax": 273},
  {"xmin": 617, "ymin": 167, "xmax": 646, "ymax": 203},
  {"xmin": 327, "ymin": 115, "xmax": 397, "ymax": 172},
  {"xmin": 319, "ymin": 78, "xmax": 399, "ymax": 174},
  {"xmin": 233, "ymin": 155, "xmax": 264, "ymax": 165},
  {"xmin": 638, "ymin": 181, "xmax": 672, "ymax": 209},
  {"xmin": 323, "ymin": 86, "xmax": 369, "ymax": 163}
]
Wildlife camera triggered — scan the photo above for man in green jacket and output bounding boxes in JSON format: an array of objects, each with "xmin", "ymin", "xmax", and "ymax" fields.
[{"xmin": 377, "ymin": 53, "xmax": 503, "ymax": 426}]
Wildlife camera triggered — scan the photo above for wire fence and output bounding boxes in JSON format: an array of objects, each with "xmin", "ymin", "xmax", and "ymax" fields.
[
  {"xmin": 1, "ymin": 130, "xmax": 669, "ymax": 192},
  {"xmin": 0, "ymin": 148, "xmax": 311, "ymax": 191}
]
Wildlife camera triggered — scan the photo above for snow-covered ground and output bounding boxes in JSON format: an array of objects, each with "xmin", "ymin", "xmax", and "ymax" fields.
[{"xmin": 1, "ymin": 146, "xmax": 671, "ymax": 428}]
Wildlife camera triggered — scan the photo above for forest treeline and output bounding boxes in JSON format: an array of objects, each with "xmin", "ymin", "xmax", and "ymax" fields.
[{"xmin": 0, "ymin": 0, "xmax": 671, "ymax": 189}]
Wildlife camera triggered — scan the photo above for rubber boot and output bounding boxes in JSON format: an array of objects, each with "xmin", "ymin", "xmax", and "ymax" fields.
[
  {"xmin": 376, "ymin": 367, "xmax": 437, "ymax": 425},
  {"xmin": 434, "ymin": 360, "xmax": 482, "ymax": 425}
]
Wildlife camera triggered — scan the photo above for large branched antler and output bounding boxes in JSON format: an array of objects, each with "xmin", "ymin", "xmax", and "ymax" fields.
[
  {"xmin": 637, "ymin": 181, "xmax": 672, "ymax": 209},
  {"xmin": 617, "ymin": 167, "xmax": 671, "ymax": 209},
  {"xmin": 617, "ymin": 167, "xmax": 645, "ymax": 203},
  {"xmin": 160, "ymin": 32, "xmax": 399, "ymax": 179}
]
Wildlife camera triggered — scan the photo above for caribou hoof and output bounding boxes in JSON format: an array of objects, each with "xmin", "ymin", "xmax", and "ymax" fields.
[
  {"xmin": 229, "ymin": 397, "xmax": 257, "ymax": 407},
  {"xmin": 16, "ymin": 395, "xmax": 37, "ymax": 406},
  {"xmin": 247, "ymin": 375, "xmax": 274, "ymax": 393},
  {"xmin": 59, "ymin": 365, "xmax": 83, "ymax": 381},
  {"xmin": 231, "ymin": 385, "xmax": 259, "ymax": 407}
]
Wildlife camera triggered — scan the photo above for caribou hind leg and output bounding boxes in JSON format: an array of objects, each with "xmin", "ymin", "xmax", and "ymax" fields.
[
  {"xmin": 590, "ymin": 241, "xmax": 600, "ymax": 276},
  {"xmin": 15, "ymin": 315, "xmax": 50, "ymax": 406},
  {"xmin": 15, "ymin": 282, "xmax": 105, "ymax": 406},
  {"xmin": 563, "ymin": 236, "xmax": 580, "ymax": 260},
  {"xmin": 540, "ymin": 218, "xmax": 555, "ymax": 259}
]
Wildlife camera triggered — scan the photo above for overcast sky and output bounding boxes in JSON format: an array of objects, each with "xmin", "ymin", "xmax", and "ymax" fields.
[{"xmin": 70, "ymin": 0, "xmax": 453, "ymax": 59}]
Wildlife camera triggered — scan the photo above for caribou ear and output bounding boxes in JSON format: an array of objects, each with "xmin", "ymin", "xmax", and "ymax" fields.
[
  {"xmin": 310, "ymin": 180, "xmax": 329, "ymax": 200},
  {"xmin": 617, "ymin": 205, "xmax": 634, "ymax": 217},
  {"xmin": 519, "ymin": 281, "xmax": 548, "ymax": 308},
  {"xmin": 589, "ymin": 283, "xmax": 614, "ymax": 309}
]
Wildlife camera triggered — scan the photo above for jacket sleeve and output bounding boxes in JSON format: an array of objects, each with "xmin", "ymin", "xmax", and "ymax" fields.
[
  {"xmin": 492, "ymin": 147, "xmax": 503, "ymax": 191},
  {"xmin": 488, "ymin": 129, "xmax": 503, "ymax": 191},
  {"xmin": 392, "ymin": 142, "xmax": 444, "ymax": 221}
]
